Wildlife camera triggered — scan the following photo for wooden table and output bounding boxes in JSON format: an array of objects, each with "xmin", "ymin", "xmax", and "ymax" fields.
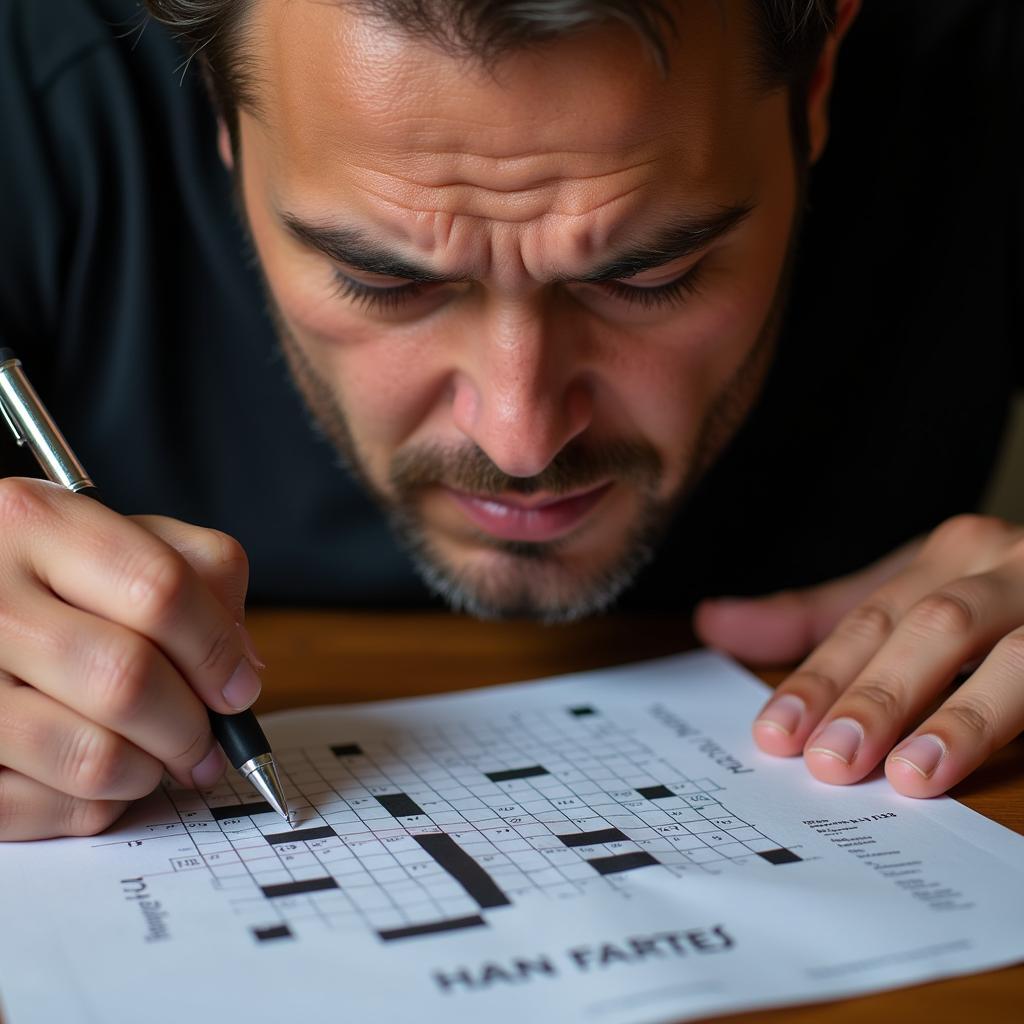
[{"xmin": 247, "ymin": 609, "xmax": 1024, "ymax": 1024}]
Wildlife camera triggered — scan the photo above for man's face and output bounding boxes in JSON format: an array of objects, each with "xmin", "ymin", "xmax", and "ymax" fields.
[{"xmin": 234, "ymin": 0, "xmax": 803, "ymax": 619}]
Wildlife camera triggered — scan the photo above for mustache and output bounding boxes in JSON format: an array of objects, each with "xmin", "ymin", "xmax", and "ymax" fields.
[{"xmin": 389, "ymin": 439, "xmax": 663, "ymax": 498}]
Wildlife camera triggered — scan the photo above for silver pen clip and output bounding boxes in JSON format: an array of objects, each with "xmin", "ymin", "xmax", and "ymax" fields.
[
  {"xmin": 0, "ymin": 352, "xmax": 95, "ymax": 491},
  {"xmin": 0, "ymin": 395, "xmax": 26, "ymax": 445},
  {"xmin": 0, "ymin": 357, "xmax": 27, "ymax": 445}
]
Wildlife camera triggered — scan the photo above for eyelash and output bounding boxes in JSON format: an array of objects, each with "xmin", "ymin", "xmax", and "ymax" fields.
[
  {"xmin": 598, "ymin": 263, "xmax": 706, "ymax": 309},
  {"xmin": 329, "ymin": 262, "xmax": 706, "ymax": 313},
  {"xmin": 330, "ymin": 273, "xmax": 426, "ymax": 312}
]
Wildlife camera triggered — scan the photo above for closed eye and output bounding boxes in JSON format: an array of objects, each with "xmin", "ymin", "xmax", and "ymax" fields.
[
  {"xmin": 329, "ymin": 259, "xmax": 707, "ymax": 313},
  {"xmin": 594, "ymin": 261, "xmax": 707, "ymax": 309},
  {"xmin": 330, "ymin": 270, "xmax": 426, "ymax": 311}
]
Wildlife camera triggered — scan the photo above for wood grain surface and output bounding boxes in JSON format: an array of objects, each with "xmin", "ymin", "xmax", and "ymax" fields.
[{"xmin": 242, "ymin": 609, "xmax": 1024, "ymax": 1024}]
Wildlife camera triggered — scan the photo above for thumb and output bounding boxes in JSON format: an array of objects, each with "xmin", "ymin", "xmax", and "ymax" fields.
[
  {"xmin": 693, "ymin": 590, "xmax": 821, "ymax": 665},
  {"xmin": 693, "ymin": 538, "xmax": 925, "ymax": 665}
]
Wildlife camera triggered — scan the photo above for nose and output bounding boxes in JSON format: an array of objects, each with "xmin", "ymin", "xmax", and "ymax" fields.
[{"xmin": 450, "ymin": 299, "xmax": 593, "ymax": 478}]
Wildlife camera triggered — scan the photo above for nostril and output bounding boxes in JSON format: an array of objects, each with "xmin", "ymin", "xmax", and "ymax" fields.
[{"xmin": 449, "ymin": 373, "xmax": 480, "ymax": 435}]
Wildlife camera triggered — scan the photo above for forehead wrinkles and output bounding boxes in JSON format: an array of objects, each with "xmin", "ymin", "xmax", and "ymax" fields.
[{"xmin": 342, "ymin": 152, "xmax": 659, "ymax": 224}]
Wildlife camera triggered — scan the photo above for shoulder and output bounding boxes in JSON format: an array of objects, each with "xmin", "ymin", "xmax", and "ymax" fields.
[
  {"xmin": 0, "ymin": 0, "xmax": 146, "ymax": 91},
  {"xmin": 0, "ymin": 0, "xmax": 211, "ymax": 363},
  {"xmin": 0, "ymin": 0, "xmax": 201, "ymax": 115}
]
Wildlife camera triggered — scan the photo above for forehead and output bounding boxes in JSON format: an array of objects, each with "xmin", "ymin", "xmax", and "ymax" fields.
[{"xmin": 244, "ymin": 0, "xmax": 773, "ymax": 239}]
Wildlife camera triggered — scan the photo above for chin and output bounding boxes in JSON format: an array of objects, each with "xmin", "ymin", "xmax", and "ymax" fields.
[{"xmin": 398, "ymin": 527, "xmax": 661, "ymax": 624}]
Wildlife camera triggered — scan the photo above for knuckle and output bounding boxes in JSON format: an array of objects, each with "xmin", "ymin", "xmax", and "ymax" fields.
[
  {"xmin": 195, "ymin": 624, "xmax": 237, "ymax": 678},
  {"xmin": 63, "ymin": 795, "xmax": 121, "ymax": 837},
  {"xmin": 0, "ymin": 476, "xmax": 49, "ymax": 529},
  {"xmin": 203, "ymin": 528, "xmax": 249, "ymax": 577},
  {"xmin": 848, "ymin": 679, "xmax": 905, "ymax": 722},
  {"xmin": 837, "ymin": 601, "xmax": 896, "ymax": 645},
  {"xmin": 930, "ymin": 513, "xmax": 1001, "ymax": 551},
  {"xmin": 124, "ymin": 548, "xmax": 189, "ymax": 628},
  {"xmin": 61, "ymin": 727, "xmax": 126, "ymax": 799},
  {"xmin": 85, "ymin": 633, "xmax": 155, "ymax": 723},
  {"xmin": 995, "ymin": 630, "xmax": 1024, "ymax": 673},
  {"xmin": 907, "ymin": 589, "xmax": 979, "ymax": 638},
  {"xmin": 943, "ymin": 697, "xmax": 997, "ymax": 749}
]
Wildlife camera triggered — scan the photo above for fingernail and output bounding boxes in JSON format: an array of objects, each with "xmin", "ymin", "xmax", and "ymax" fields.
[
  {"xmin": 236, "ymin": 622, "xmax": 266, "ymax": 672},
  {"xmin": 808, "ymin": 717, "xmax": 864, "ymax": 765},
  {"xmin": 890, "ymin": 734, "xmax": 947, "ymax": 779},
  {"xmin": 222, "ymin": 658, "xmax": 262, "ymax": 711},
  {"xmin": 192, "ymin": 745, "xmax": 227, "ymax": 788},
  {"xmin": 755, "ymin": 694, "xmax": 806, "ymax": 735}
]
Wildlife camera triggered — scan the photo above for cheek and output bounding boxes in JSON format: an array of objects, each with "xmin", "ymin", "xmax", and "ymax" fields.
[
  {"xmin": 588, "ymin": 190, "xmax": 794, "ymax": 466},
  {"xmin": 619, "ymin": 215, "xmax": 793, "ymax": 472},
  {"xmin": 242, "ymin": 173, "xmax": 452, "ymax": 473},
  {"xmin": 290, "ymin": 312, "xmax": 453, "ymax": 479},
  {"xmin": 333, "ymin": 339, "xmax": 446, "ymax": 447},
  {"xmin": 598, "ymin": 285, "xmax": 771, "ymax": 474}
]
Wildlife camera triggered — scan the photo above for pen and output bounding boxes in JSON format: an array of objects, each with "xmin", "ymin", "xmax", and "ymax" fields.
[{"xmin": 0, "ymin": 347, "xmax": 292, "ymax": 825}]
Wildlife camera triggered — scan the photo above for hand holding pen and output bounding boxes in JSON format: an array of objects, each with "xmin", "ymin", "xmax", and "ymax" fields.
[{"xmin": 0, "ymin": 349, "xmax": 290, "ymax": 840}]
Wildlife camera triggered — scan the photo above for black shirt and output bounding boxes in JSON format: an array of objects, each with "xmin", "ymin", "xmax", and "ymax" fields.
[{"xmin": 1, "ymin": 0, "xmax": 1021, "ymax": 609}]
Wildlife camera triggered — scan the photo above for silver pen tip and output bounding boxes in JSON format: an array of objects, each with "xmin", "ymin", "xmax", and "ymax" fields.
[{"xmin": 243, "ymin": 759, "xmax": 291, "ymax": 823}]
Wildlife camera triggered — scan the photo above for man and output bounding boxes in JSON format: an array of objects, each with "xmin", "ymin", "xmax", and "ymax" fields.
[{"xmin": 0, "ymin": 0, "xmax": 1021, "ymax": 842}]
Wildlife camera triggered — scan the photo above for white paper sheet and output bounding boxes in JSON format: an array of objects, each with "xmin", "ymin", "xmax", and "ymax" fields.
[{"xmin": 2, "ymin": 652, "xmax": 1022, "ymax": 1024}]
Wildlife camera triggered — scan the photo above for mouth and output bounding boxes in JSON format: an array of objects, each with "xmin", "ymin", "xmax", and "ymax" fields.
[{"xmin": 446, "ymin": 482, "xmax": 615, "ymax": 544}]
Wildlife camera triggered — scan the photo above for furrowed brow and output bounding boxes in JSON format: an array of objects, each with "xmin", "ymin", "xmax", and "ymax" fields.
[
  {"xmin": 282, "ymin": 214, "xmax": 449, "ymax": 283},
  {"xmin": 282, "ymin": 203, "xmax": 753, "ymax": 286},
  {"xmin": 577, "ymin": 203, "xmax": 754, "ymax": 283}
]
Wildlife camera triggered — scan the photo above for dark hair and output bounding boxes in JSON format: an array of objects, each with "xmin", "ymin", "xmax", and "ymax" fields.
[{"xmin": 144, "ymin": 0, "xmax": 837, "ymax": 141}]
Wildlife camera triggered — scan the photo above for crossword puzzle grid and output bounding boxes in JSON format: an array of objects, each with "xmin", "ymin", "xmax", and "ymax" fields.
[{"xmin": 161, "ymin": 705, "xmax": 801, "ymax": 944}]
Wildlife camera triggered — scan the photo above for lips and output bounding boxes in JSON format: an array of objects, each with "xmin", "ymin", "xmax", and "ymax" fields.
[{"xmin": 448, "ymin": 482, "xmax": 613, "ymax": 543}]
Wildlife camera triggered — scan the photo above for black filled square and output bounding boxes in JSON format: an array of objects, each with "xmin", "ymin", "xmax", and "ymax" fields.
[
  {"xmin": 758, "ymin": 848, "xmax": 802, "ymax": 865},
  {"xmin": 211, "ymin": 801, "xmax": 273, "ymax": 820},
  {"xmin": 263, "ymin": 825, "xmax": 336, "ymax": 846},
  {"xmin": 559, "ymin": 828, "xmax": 628, "ymax": 848},
  {"xmin": 485, "ymin": 765, "xmax": 550, "ymax": 783},
  {"xmin": 378, "ymin": 915, "xmax": 486, "ymax": 942},
  {"xmin": 636, "ymin": 785, "xmax": 674, "ymax": 800},
  {"xmin": 331, "ymin": 743, "xmax": 364, "ymax": 757},
  {"xmin": 261, "ymin": 877, "xmax": 339, "ymax": 898},
  {"xmin": 376, "ymin": 793, "xmax": 424, "ymax": 818},
  {"xmin": 588, "ymin": 851, "xmax": 659, "ymax": 875}
]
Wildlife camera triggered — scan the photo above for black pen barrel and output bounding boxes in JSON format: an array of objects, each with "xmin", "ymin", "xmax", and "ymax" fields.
[{"xmin": 209, "ymin": 708, "xmax": 272, "ymax": 770}]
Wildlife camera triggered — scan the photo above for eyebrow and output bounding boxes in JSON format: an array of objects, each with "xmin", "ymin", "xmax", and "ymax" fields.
[
  {"xmin": 281, "ymin": 202, "xmax": 753, "ymax": 285},
  {"xmin": 577, "ymin": 203, "xmax": 754, "ymax": 282},
  {"xmin": 283, "ymin": 214, "xmax": 450, "ymax": 283}
]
